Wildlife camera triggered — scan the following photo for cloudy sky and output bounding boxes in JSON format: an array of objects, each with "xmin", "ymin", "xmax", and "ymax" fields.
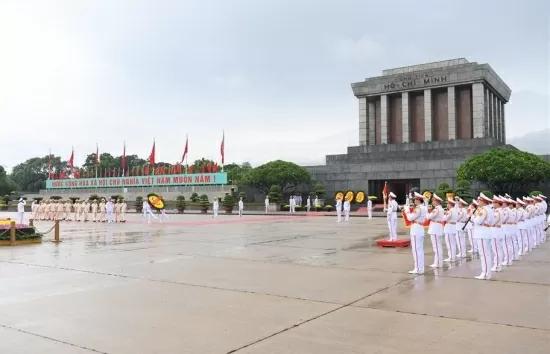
[{"xmin": 0, "ymin": 0, "xmax": 548, "ymax": 169}]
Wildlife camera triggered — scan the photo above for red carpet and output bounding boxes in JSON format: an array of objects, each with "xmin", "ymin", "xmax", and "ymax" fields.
[{"xmin": 376, "ymin": 239, "xmax": 410, "ymax": 248}]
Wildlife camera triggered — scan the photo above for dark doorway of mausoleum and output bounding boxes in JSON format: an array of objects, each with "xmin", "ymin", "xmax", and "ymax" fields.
[{"xmin": 369, "ymin": 179, "xmax": 420, "ymax": 205}]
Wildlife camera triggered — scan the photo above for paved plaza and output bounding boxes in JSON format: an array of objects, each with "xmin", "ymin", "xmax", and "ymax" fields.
[{"xmin": 0, "ymin": 212, "xmax": 548, "ymax": 353}]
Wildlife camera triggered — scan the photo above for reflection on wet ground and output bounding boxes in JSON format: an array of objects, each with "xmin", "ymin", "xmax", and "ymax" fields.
[{"xmin": 0, "ymin": 212, "xmax": 548, "ymax": 354}]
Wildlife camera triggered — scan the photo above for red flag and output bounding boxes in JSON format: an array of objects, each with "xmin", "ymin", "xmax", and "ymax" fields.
[
  {"xmin": 181, "ymin": 135, "xmax": 189, "ymax": 163},
  {"xmin": 206, "ymin": 163, "xmax": 211, "ymax": 173},
  {"xmin": 176, "ymin": 164, "xmax": 182, "ymax": 174},
  {"xmin": 220, "ymin": 131, "xmax": 225, "ymax": 164},
  {"xmin": 148, "ymin": 140, "xmax": 156, "ymax": 165},
  {"xmin": 213, "ymin": 163, "xmax": 218, "ymax": 173},
  {"xmin": 201, "ymin": 165, "xmax": 206, "ymax": 173},
  {"xmin": 382, "ymin": 182, "xmax": 388, "ymax": 198},
  {"xmin": 188, "ymin": 166, "xmax": 193, "ymax": 174},
  {"xmin": 68, "ymin": 148, "xmax": 74, "ymax": 169},
  {"xmin": 144, "ymin": 165, "xmax": 149, "ymax": 175},
  {"xmin": 122, "ymin": 141, "xmax": 126, "ymax": 173},
  {"xmin": 95, "ymin": 143, "xmax": 99, "ymax": 167}
]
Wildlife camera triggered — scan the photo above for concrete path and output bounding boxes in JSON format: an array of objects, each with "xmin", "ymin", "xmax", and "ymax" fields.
[{"xmin": 0, "ymin": 212, "xmax": 548, "ymax": 354}]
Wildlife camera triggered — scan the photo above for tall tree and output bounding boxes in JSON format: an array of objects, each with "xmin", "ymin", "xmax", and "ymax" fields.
[
  {"xmin": 224, "ymin": 162, "xmax": 252, "ymax": 185},
  {"xmin": 457, "ymin": 148, "xmax": 550, "ymax": 195},
  {"xmin": 191, "ymin": 158, "xmax": 216, "ymax": 172},
  {"xmin": 241, "ymin": 160, "xmax": 312, "ymax": 194},
  {"xmin": 11, "ymin": 155, "xmax": 68, "ymax": 192},
  {"xmin": 0, "ymin": 166, "xmax": 17, "ymax": 196}
]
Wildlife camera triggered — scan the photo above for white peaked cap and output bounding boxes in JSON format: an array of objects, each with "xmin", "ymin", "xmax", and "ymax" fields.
[
  {"xmin": 458, "ymin": 198, "xmax": 468, "ymax": 205},
  {"xmin": 479, "ymin": 192, "xmax": 492, "ymax": 203},
  {"xmin": 516, "ymin": 198, "xmax": 525, "ymax": 205},
  {"xmin": 472, "ymin": 200, "xmax": 479, "ymax": 206},
  {"xmin": 388, "ymin": 192, "xmax": 396, "ymax": 198},
  {"xmin": 505, "ymin": 193, "xmax": 511, "ymax": 198},
  {"xmin": 432, "ymin": 193, "xmax": 442, "ymax": 202},
  {"xmin": 539, "ymin": 194, "xmax": 546, "ymax": 199},
  {"xmin": 413, "ymin": 192, "xmax": 424, "ymax": 200},
  {"xmin": 447, "ymin": 197, "xmax": 456, "ymax": 204}
]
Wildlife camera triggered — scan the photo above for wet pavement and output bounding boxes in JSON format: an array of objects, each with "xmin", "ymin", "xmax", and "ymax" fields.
[{"xmin": 0, "ymin": 212, "xmax": 548, "ymax": 354}]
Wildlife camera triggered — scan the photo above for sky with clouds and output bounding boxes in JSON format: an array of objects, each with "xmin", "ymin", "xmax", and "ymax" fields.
[{"xmin": 0, "ymin": 0, "xmax": 548, "ymax": 170}]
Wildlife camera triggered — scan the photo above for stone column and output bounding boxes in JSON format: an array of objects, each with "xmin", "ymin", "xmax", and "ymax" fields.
[
  {"xmin": 402, "ymin": 91, "xmax": 410, "ymax": 143},
  {"xmin": 472, "ymin": 83, "xmax": 486, "ymax": 138},
  {"xmin": 359, "ymin": 97, "xmax": 367, "ymax": 145},
  {"xmin": 380, "ymin": 94, "xmax": 388, "ymax": 144},
  {"xmin": 492, "ymin": 88, "xmax": 495, "ymax": 139},
  {"xmin": 447, "ymin": 86, "xmax": 456, "ymax": 140},
  {"xmin": 368, "ymin": 101, "xmax": 376, "ymax": 145},
  {"xmin": 424, "ymin": 89, "xmax": 432, "ymax": 141},
  {"xmin": 493, "ymin": 94, "xmax": 499, "ymax": 141},
  {"xmin": 501, "ymin": 100, "xmax": 506, "ymax": 143}
]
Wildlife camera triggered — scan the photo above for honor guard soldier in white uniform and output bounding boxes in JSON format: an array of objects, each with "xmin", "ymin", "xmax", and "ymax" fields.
[
  {"xmin": 55, "ymin": 200, "xmax": 64, "ymax": 221},
  {"xmin": 455, "ymin": 198, "xmax": 469, "ymax": 259},
  {"xmin": 63, "ymin": 200, "xmax": 71, "ymax": 221},
  {"xmin": 114, "ymin": 200, "xmax": 121, "ymax": 222},
  {"xmin": 516, "ymin": 198, "xmax": 528, "ymax": 255},
  {"xmin": 533, "ymin": 196, "xmax": 544, "ymax": 244},
  {"xmin": 264, "ymin": 196, "xmax": 269, "ymax": 214},
  {"xmin": 314, "ymin": 197, "xmax": 319, "ymax": 211},
  {"xmin": 500, "ymin": 197, "xmax": 515, "ymax": 265},
  {"xmin": 306, "ymin": 196, "xmax": 311, "ymax": 212},
  {"xmin": 467, "ymin": 200, "xmax": 478, "ymax": 253},
  {"xmin": 82, "ymin": 200, "xmax": 89, "ymax": 222},
  {"xmin": 30, "ymin": 200, "xmax": 38, "ymax": 221},
  {"xmin": 386, "ymin": 192, "xmax": 398, "ymax": 241},
  {"xmin": 442, "ymin": 198, "xmax": 458, "ymax": 262},
  {"xmin": 289, "ymin": 196, "xmax": 296, "ymax": 213},
  {"xmin": 343, "ymin": 196, "xmax": 351, "ymax": 222},
  {"xmin": 523, "ymin": 197, "xmax": 535, "ymax": 251},
  {"xmin": 17, "ymin": 198, "xmax": 26, "ymax": 225},
  {"xmin": 472, "ymin": 193, "xmax": 494, "ymax": 280},
  {"xmin": 491, "ymin": 197, "xmax": 505, "ymax": 272},
  {"xmin": 427, "ymin": 194, "xmax": 445, "ymax": 268},
  {"xmin": 99, "ymin": 198, "xmax": 107, "ymax": 222},
  {"xmin": 335, "ymin": 197, "xmax": 343, "ymax": 222},
  {"xmin": 91, "ymin": 200, "xmax": 98, "ymax": 222},
  {"xmin": 405, "ymin": 192, "xmax": 427, "ymax": 275},
  {"xmin": 105, "ymin": 199, "xmax": 115, "ymax": 223},
  {"xmin": 238, "ymin": 197, "xmax": 244, "ymax": 217},
  {"xmin": 73, "ymin": 200, "xmax": 81, "ymax": 221},
  {"xmin": 120, "ymin": 199, "xmax": 127, "ymax": 222},
  {"xmin": 212, "ymin": 197, "xmax": 219, "ymax": 218}
]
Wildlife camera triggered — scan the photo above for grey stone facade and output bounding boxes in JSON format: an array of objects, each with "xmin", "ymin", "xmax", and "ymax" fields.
[{"xmin": 305, "ymin": 138, "xmax": 508, "ymax": 197}]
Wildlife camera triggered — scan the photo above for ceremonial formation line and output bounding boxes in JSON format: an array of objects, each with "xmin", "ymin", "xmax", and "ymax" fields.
[{"xmin": 399, "ymin": 192, "xmax": 548, "ymax": 279}]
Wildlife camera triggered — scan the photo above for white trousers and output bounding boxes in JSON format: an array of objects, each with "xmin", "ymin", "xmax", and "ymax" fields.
[
  {"xmin": 18, "ymin": 212, "xmax": 24, "ymax": 225},
  {"xmin": 107, "ymin": 211, "xmax": 114, "ymax": 223},
  {"xmin": 410, "ymin": 234, "xmax": 425, "ymax": 273},
  {"xmin": 467, "ymin": 229, "xmax": 477, "ymax": 252},
  {"xmin": 456, "ymin": 230, "xmax": 467, "ymax": 258},
  {"xmin": 213, "ymin": 208, "xmax": 218, "ymax": 218},
  {"xmin": 387, "ymin": 218, "xmax": 397, "ymax": 240},
  {"xmin": 344, "ymin": 210, "xmax": 350, "ymax": 221},
  {"xmin": 491, "ymin": 238, "xmax": 504, "ymax": 269},
  {"xmin": 503, "ymin": 234, "xmax": 514, "ymax": 264},
  {"xmin": 239, "ymin": 208, "xmax": 243, "ymax": 217},
  {"xmin": 336, "ymin": 209, "xmax": 342, "ymax": 221},
  {"xmin": 510, "ymin": 232, "xmax": 519, "ymax": 259},
  {"xmin": 444, "ymin": 233, "xmax": 457, "ymax": 260},
  {"xmin": 430, "ymin": 234, "xmax": 443, "ymax": 267},
  {"xmin": 146, "ymin": 209, "xmax": 157, "ymax": 223},
  {"xmin": 265, "ymin": 205, "xmax": 268, "ymax": 214},
  {"xmin": 476, "ymin": 238, "xmax": 492, "ymax": 279},
  {"xmin": 367, "ymin": 209, "xmax": 372, "ymax": 219}
]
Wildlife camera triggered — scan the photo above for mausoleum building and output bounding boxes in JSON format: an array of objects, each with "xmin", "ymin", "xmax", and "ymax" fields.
[{"xmin": 306, "ymin": 58, "xmax": 517, "ymax": 203}]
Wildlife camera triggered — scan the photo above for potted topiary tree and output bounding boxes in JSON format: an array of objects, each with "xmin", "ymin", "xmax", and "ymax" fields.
[
  {"xmin": 176, "ymin": 195, "xmax": 187, "ymax": 213},
  {"xmin": 238, "ymin": 191, "xmax": 246, "ymax": 200},
  {"xmin": 199, "ymin": 194, "xmax": 209, "ymax": 213},
  {"xmin": 190, "ymin": 192, "xmax": 200, "ymax": 203},
  {"xmin": 267, "ymin": 185, "xmax": 282, "ymax": 212},
  {"xmin": 313, "ymin": 184, "xmax": 326, "ymax": 205},
  {"xmin": 135, "ymin": 196, "xmax": 144, "ymax": 213},
  {"xmin": 223, "ymin": 194, "xmax": 234, "ymax": 213}
]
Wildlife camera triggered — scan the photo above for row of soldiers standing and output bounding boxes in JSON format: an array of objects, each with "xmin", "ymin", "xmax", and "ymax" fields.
[
  {"xmin": 403, "ymin": 192, "xmax": 548, "ymax": 279},
  {"xmin": 30, "ymin": 199, "xmax": 128, "ymax": 223}
]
